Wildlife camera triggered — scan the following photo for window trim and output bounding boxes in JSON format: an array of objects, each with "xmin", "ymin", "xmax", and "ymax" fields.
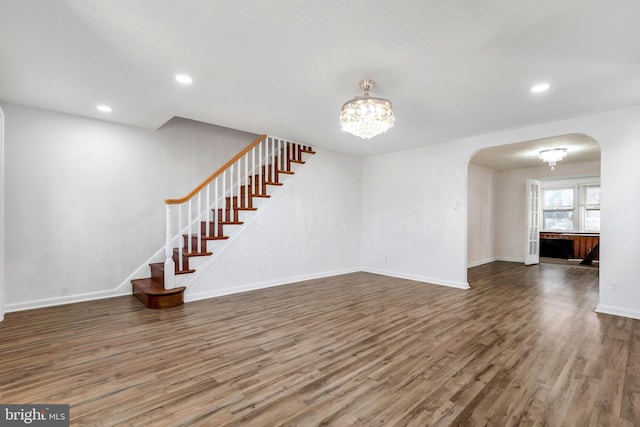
[{"xmin": 540, "ymin": 177, "xmax": 600, "ymax": 233}]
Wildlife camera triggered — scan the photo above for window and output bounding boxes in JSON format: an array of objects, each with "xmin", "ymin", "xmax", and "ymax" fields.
[
  {"xmin": 541, "ymin": 179, "xmax": 600, "ymax": 232},
  {"xmin": 583, "ymin": 185, "xmax": 600, "ymax": 231},
  {"xmin": 543, "ymin": 187, "xmax": 574, "ymax": 231}
]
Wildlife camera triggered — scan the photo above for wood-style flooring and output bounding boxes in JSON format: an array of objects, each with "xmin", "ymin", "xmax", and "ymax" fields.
[{"xmin": 1, "ymin": 262, "xmax": 638, "ymax": 426}]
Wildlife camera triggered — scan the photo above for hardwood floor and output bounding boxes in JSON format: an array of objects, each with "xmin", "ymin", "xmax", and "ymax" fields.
[{"xmin": 1, "ymin": 262, "xmax": 638, "ymax": 426}]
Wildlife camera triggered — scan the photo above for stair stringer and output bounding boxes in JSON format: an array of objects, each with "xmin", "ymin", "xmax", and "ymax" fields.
[{"xmin": 176, "ymin": 148, "xmax": 323, "ymax": 295}]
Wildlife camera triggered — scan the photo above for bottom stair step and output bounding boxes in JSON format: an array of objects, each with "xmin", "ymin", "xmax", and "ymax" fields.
[{"xmin": 132, "ymin": 278, "xmax": 186, "ymax": 309}]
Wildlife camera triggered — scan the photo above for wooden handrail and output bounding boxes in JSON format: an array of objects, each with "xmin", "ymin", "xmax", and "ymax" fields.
[{"xmin": 165, "ymin": 134, "xmax": 267, "ymax": 205}]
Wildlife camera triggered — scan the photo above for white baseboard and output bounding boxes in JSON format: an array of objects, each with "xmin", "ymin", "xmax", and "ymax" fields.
[
  {"xmin": 361, "ymin": 268, "xmax": 470, "ymax": 290},
  {"xmin": 184, "ymin": 267, "xmax": 360, "ymax": 302},
  {"xmin": 595, "ymin": 304, "xmax": 640, "ymax": 321},
  {"xmin": 467, "ymin": 257, "xmax": 525, "ymax": 268},
  {"xmin": 4, "ymin": 286, "xmax": 131, "ymax": 313},
  {"xmin": 467, "ymin": 257, "xmax": 497, "ymax": 268},
  {"xmin": 496, "ymin": 257, "xmax": 524, "ymax": 263}
]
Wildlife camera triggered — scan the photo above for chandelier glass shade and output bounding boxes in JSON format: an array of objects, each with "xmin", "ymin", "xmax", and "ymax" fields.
[
  {"xmin": 340, "ymin": 79, "xmax": 395, "ymax": 139},
  {"xmin": 538, "ymin": 148, "xmax": 567, "ymax": 170}
]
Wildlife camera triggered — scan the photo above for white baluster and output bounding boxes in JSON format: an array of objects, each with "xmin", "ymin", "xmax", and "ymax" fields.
[
  {"xmin": 277, "ymin": 138, "xmax": 282, "ymax": 173},
  {"xmin": 229, "ymin": 164, "xmax": 234, "ymax": 224},
  {"xmin": 214, "ymin": 177, "xmax": 219, "ymax": 238},
  {"xmin": 244, "ymin": 151, "xmax": 249, "ymax": 208},
  {"xmin": 237, "ymin": 155, "xmax": 241, "ymax": 210},
  {"xmin": 271, "ymin": 137, "xmax": 276, "ymax": 183},
  {"xmin": 197, "ymin": 192, "xmax": 202, "ymax": 253},
  {"xmin": 258, "ymin": 140, "xmax": 263, "ymax": 193},
  {"xmin": 285, "ymin": 141, "xmax": 290, "ymax": 169},
  {"xmin": 177, "ymin": 204, "xmax": 183, "ymax": 272},
  {"xmin": 187, "ymin": 199, "xmax": 192, "ymax": 255},
  {"xmin": 236, "ymin": 157, "xmax": 242, "ymax": 212},
  {"xmin": 251, "ymin": 146, "xmax": 256, "ymax": 196},
  {"xmin": 266, "ymin": 137, "xmax": 270, "ymax": 182},
  {"xmin": 220, "ymin": 171, "xmax": 225, "ymax": 236},
  {"xmin": 205, "ymin": 183, "xmax": 210, "ymax": 238},
  {"xmin": 164, "ymin": 204, "xmax": 175, "ymax": 290}
]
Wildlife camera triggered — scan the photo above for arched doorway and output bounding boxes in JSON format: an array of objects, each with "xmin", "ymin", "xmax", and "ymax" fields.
[{"xmin": 467, "ymin": 133, "xmax": 601, "ymax": 270}]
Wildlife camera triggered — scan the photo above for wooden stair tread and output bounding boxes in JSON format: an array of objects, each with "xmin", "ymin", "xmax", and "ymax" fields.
[
  {"xmin": 151, "ymin": 262, "xmax": 195, "ymax": 275},
  {"xmin": 131, "ymin": 278, "xmax": 185, "ymax": 295},
  {"xmin": 182, "ymin": 251, "xmax": 213, "ymax": 257},
  {"xmin": 174, "ymin": 246, "xmax": 211, "ymax": 257},
  {"xmin": 132, "ymin": 278, "xmax": 186, "ymax": 309},
  {"xmin": 221, "ymin": 207, "xmax": 257, "ymax": 211}
]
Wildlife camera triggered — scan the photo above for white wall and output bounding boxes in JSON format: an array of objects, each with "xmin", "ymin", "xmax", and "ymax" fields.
[
  {"xmin": 467, "ymin": 163, "xmax": 495, "ymax": 267},
  {"xmin": 362, "ymin": 105, "xmax": 640, "ymax": 320},
  {"xmin": 2, "ymin": 102, "xmax": 258, "ymax": 311},
  {"xmin": 493, "ymin": 161, "xmax": 600, "ymax": 262},
  {"xmin": 0, "ymin": 106, "xmax": 4, "ymax": 321},
  {"xmin": 185, "ymin": 149, "xmax": 362, "ymax": 301},
  {"xmin": 361, "ymin": 147, "xmax": 469, "ymax": 288}
]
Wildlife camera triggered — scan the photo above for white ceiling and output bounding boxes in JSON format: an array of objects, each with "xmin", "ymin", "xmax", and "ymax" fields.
[{"xmin": 1, "ymin": 1, "xmax": 639, "ymax": 157}]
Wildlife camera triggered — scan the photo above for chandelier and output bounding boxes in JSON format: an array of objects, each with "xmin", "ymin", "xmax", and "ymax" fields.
[
  {"xmin": 538, "ymin": 148, "xmax": 567, "ymax": 170},
  {"xmin": 340, "ymin": 79, "xmax": 395, "ymax": 139}
]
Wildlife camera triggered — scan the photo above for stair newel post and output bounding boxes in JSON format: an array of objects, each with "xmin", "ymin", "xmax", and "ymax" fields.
[{"xmin": 164, "ymin": 203, "xmax": 176, "ymax": 290}]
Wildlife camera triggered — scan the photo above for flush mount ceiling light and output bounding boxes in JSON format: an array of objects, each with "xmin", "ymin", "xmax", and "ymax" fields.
[
  {"xmin": 538, "ymin": 148, "xmax": 567, "ymax": 170},
  {"xmin": 96, "ymin": 105, "xmax": 112, "ymax": 113},
  {"xmin": 340, "ymin": 79, "xmax": 394, "ymax": 139},
  {"xmin": 175, "ymin": 74, "xmax": 193, "ymax": 85},
  {"xmin": 531, "ymin": 83, "xmax": 550, "ymax": 93}
]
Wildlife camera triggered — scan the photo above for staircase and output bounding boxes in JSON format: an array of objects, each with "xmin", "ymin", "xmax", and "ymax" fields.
[{"xmin": 131, "ymin": 135, "xmax": 315, "ymax": 309}]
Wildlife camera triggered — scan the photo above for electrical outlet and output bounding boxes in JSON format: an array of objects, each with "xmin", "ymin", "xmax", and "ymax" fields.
[
  {"xmin": 611, "ymin": 283, "xmax": 620, "ymax": 293},
  {"xmin": 61, "ymin": 287, "xmax": 70, "ymax": 296}
]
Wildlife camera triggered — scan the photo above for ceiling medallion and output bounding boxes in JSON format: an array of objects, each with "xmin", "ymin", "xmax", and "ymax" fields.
[
  {"xmin": 538, "ymin": 148, "xmax": 567, "ymax": 170},
  {"xmin": 340, "ymin": 79, "xmax": 395, "ymax": 139}
]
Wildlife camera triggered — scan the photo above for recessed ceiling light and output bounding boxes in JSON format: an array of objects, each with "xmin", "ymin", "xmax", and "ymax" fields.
[
  {"xmin": 96, "ymin": 105, "xmax": 112, "ymax": 113},
  {"xmin": 531, "ymin": 83, "xmax": 550, "ymax": 93},
  {"xmin": 175, "ymin": 74, "xmax": 193, "ymax": 85}
]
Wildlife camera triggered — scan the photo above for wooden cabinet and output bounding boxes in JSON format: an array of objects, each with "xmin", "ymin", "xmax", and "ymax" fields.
[{"xmin": 540, "ymin": 232, "xmax": 599, "ymax": 260}]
